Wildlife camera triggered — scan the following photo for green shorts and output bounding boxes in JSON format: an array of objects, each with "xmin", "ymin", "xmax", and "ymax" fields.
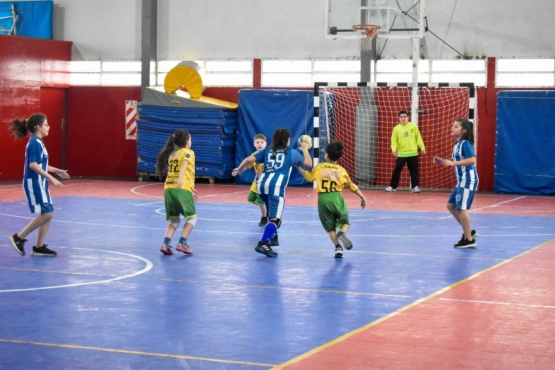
[
  {"xmin": 164, "ymin": 188, "xmax": 196, "ymax": 220},
  {"xmin": 247, "ymin": 190, "xmax": 265, "ymax": 206},
  {"xmin": 317, "ymin": 192, "xmax": 350, "ymax": 232}
]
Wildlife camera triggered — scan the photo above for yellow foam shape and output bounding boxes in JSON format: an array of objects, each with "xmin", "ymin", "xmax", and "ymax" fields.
[
  {"xmin": 164, "ymin": 65, "xmax": 204, "ymax": 99},
  {"xmin": 197, "ymin": 95, "xmax": 238, "ymax": 109}
]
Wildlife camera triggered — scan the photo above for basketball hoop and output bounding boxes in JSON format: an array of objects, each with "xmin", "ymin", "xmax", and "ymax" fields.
[{"xmin": 352, "ymin": 24, "xmax": 380, "ymax": 52}]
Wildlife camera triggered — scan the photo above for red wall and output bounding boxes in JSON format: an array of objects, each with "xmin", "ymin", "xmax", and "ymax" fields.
[
  {"xmin": 65, "ymin": 87, "xmax": 141, "ymax": 179},
  {"xmin": 2, "ymin": 44, "xmax": 544, "ymax": 191},
  {"xmin": 0, "ymin": 35, "xmax": 71, "ymax": 181}
]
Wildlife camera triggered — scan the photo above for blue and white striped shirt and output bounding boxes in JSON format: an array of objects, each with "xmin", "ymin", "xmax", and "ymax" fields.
[
  {"xmin": 452, "ymin": 139, "xmax": 479, "ymax": 191},
  {"xmin": 23, "ymin": 136, "xmax": 52, "ymax": 211},
  {"xmin": 254, "ymin": 148, "xmax": 305, "ymax": 197}
]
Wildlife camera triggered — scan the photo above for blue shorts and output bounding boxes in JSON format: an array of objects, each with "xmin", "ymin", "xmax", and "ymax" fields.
[
  {"xmin": 258, "ymin": 193, "xmax": 284, "ymax": 220},
  {"xmin": 448, "ymin": 187, "xmax": 475, "ymax": 211},
  {"xmin": 29, "ymin": 202, "xmax": 54, "ymax": 214}
]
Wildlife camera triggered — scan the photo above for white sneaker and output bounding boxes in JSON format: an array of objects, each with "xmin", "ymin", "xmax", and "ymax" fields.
[
  {"xmin": 412, "ymin": 186, "xmax": 421, "ymax": 193},
  {"xmin": 385, "ymin": 186, "xmax": 395, "ymax": 192}
]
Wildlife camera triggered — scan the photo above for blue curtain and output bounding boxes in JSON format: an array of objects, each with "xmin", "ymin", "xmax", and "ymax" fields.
[
  {"xmin": 495, "ymin": 90, "xmax": 555, "ymax": 195},
  {"xmin": 235, "ymin": 89, "xmax": 314, "ymax": 186},
  {"xmin": 0, "ymin": 1, "xmax": 52, "ymax": 39}
]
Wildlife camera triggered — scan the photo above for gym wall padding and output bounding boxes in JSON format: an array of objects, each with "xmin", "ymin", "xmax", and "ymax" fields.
[
  {"xmin": 235, "ymin": 89, "xmax": 313, "ymax": 186},
  {"xmin": 136, "ymin": 105, "xmax": 238, "ymax": 180},
  {"xmin": 495, "ymin": 90, "xmax": 555, "ymax": 195}
]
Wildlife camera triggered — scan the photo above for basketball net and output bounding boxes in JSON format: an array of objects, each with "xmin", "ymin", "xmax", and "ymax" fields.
[{"xmin": 352, "ymin": 24, "xmax": 380, "ymax": 52}]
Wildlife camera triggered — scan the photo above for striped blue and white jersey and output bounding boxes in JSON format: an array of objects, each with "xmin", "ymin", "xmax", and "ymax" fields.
[
  {"xmin": 23, "ymin": 136, "xmax": 52, "ymax": 209},
  {"xmin": 452, "ymin": 139, "xmax": 479, "ymax": 191},
  {"xmin": 254, "ymin": 148, "xmax": 305, "ymax": 197}
]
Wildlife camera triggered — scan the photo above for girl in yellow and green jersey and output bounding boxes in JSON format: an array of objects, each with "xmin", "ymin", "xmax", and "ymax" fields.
[
  {"xmin": 245, "ymin": 133, "xmax": 268, "ymax": 226},
  {"xmin": 298, "ymin": 141, "xmax": 367, "ymax": 258},
  {"xmin": 155, "ymin": 129, "xmax": 198, "ymax": 256}
]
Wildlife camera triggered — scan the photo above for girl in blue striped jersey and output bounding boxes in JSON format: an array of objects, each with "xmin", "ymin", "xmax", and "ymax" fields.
[
  {"xmin": 434, "ymin": 118, "xmax": 479, "ymax": 248},
  {"xmin": 233, "ymin": 128, "xmax": 312, "ymax": 256},
  {"xmin": 7, "ymin": 113, "xmax": 70, "ymax": 256}
]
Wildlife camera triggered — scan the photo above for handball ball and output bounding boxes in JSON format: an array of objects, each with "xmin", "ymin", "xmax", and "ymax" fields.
[{"xmin": 298, "ymin": 135, "xmax": 313, "ymax": 150}]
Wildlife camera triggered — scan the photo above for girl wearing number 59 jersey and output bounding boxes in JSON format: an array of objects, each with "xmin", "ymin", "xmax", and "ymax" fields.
[
  {"xmin": 232, "ymin": 128, "xmax": 312, "ymax": 257},
  {"xmin": 155, "ymin": 129, "xmax": 198, "ymax": 256},
  {"xmin": 298, "ymin": 141, "xmax": 367, "ymax": 258}
]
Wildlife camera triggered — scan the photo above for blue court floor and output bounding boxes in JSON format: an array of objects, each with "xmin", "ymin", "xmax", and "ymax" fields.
[{"xmin": 1, "ymin": 194, "xmax": 554, "ymax": 369}]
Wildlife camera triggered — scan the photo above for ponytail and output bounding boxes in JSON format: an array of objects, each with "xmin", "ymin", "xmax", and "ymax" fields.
[
  {"xmin": 155, "ymin": 129, "xmax": 191, "ymax": 178},
  {"xmin": 8, "ymin": 113, "xmax": 46, "ymax": 139}
]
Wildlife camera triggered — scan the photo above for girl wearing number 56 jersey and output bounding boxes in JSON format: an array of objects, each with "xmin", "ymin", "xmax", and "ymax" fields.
[
  {"xmin": 232, "ymin": 128, "xmax": 312, "ymax": 257},
  {"xmin": 298, "ymin": 141, "xmax": 367, "ymax": 258},
  {"xmin": 155, "ymin": 129, "xmax": 198, "ymax": 256}
]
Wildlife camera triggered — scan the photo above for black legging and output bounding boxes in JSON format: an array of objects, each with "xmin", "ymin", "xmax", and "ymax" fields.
[{"xmin": 389, "ymin": 155, "xmax": 419, "ymax": 189}]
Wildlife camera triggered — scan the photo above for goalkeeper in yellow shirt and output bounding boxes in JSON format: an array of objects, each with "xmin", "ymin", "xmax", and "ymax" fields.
[
  {"xmin": 297, "ymin": 141, "xmax": 367, "ymax": 258},
  {"xmin": 386, "ymin": 110, "xmax": 426, "ymax": 193}
]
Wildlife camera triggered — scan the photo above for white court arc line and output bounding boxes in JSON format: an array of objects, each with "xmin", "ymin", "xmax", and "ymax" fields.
[
  {"xmin": 130, "ymin": 182, "xmax": 249, "ymax": 200},
  {"xmin": 130, "ymin": 183, "xmax": 163, "ymax": 199},
  {"xmin": 0, "ymin": 248, "xmax": 153, "ymax": 294}
]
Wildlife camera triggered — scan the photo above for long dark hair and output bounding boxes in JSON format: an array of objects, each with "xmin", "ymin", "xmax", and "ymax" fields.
[
  {"xmin": 8, "ymin": 113, "xmax": 47, "ymax": 139},
  {"xmin": 456, "ymin": 118, "xmax": 475, "ymax": 145},
  {"xmin": 155, "ymin": 129, "xmax": 190, "ymax": 178},
  {"xmin": 270, "ymin": 128, "xmax": 290, "ymax": 154}
]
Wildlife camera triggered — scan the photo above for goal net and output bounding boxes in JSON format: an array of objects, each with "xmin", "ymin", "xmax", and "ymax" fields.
[{"xmin": 315, "ymin": 83, "xmax": 475, "ymax": 190}]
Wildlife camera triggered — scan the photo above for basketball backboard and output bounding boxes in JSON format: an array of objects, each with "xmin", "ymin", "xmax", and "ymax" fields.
[{"xmin": 325, "ymin": 0, "xmax": 426, "ymax": 39}]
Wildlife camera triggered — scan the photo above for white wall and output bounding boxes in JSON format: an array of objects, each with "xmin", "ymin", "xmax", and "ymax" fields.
[{"xmin": 53, "ymin": 0, "xmax": 555, "ymax": 61}]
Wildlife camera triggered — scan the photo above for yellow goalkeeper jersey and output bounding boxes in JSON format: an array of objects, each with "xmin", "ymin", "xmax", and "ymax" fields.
[{"xmin": 390, "ymin": 122, "xmax": 426, "ymax": 157}]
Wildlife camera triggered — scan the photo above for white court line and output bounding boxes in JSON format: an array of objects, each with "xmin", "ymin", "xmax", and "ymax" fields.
[
  {"xmin": 130, "ymin": 183, "xmax": 163, "ymax": 199},
  {"xmin": 0, "ymin": 248, "xmax": 153, "ymax": 294},
  {"xmin": 2, "ymin": 211, "xmax": 553, "ymax": 236},
  {"xmin": 0, "ymin": 187, "xmax": 22, "ymax": 193},
  {"xmin": 438, "ymin": 195, "xmax": 531, "ymax": 220},
  {"xmin": 0, "ymin": 212, "xmax": 168, "ymax": 230},
  {"xmin": 471, "ymin": 195, "xmax": 528, "ymax": 212},
  {"xmin": 200, "ymin": 190, "xmax": 250, "ymax": 198},
  {"xmin": 130, "ymin": 183, "xmax": 249, "ymax": 200},
  {"xmin": 439, "ymin": 297, "xmax": 555, "ymax": 309}
]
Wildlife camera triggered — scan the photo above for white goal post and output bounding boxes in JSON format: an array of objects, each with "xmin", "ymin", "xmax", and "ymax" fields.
[{"xmin": 313, "ymin": 82, "xmax": 476, "ymax": 190}]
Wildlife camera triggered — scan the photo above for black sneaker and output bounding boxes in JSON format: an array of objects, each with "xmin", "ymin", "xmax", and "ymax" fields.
[
  {"xmin": 454, "ymin": 230, "xmax": 478, "ymax": 246},
  {"xmin": 259, "ymin": 217, "xmax": 268, "ymax": 226},
  {"xmin": 454, "ymin": 238, "xmax": 477, "ymax": 249},
  {"xmin": 334, "ymin": 246, "xmax": 344, "ymax": 258},
  {"xmin": 8, "ymin": 233, "xmax": 26, "ymax": 256},
  {"xmin": 31, "ymin": 244, "xmax": 57, "ymax": 256},
  {"xmin": 337, "ymin": 231, "xmax": 353, "ymax": 250},
  {"xmin": 255, "ymin": 241, "xmax": 277, "ymax": 257},
  {"xmin": 269, "ymin": 233, "xmax": 279, "ymax": 246}
]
